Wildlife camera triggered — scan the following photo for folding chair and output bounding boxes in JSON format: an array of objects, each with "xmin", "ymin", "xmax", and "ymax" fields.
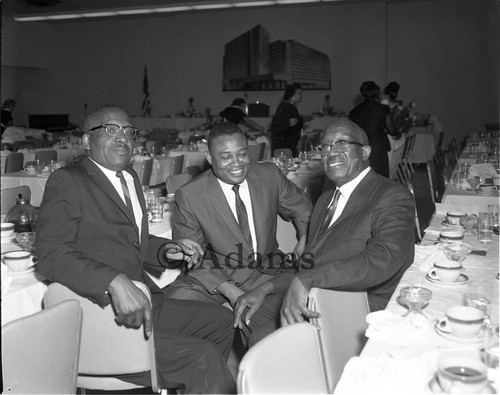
[
  {"xmin": 4, "ymin": 152, "xmax": 24, "ymax": 173},
  {"xmin": 35, "ymin": 149, "xmax": 57, "ymax": 163}
]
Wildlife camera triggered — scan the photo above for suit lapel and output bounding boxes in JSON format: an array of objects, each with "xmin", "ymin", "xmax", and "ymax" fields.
[
  {"xmin": 206, "ymin": 171, "xmax": 253, "ymax": 255},
  {"xmin": 246, "ymin": 169, "xmax": 265, "ymax": 252},
  {"xmin": 309, "ymin": 189, "xmax": 335, "ymax": 242}
]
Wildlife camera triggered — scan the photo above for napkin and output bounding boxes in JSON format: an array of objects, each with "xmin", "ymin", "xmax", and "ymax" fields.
[
  {"xmin": 1, "ymin": 263, "xmax": 14, "ymax": 297},
  {"xmin": 469, "ymin": 163, "xmax": 497, "ymax": 179},
  {"xmin": 365, "ymin": 310, "xmax": 431, "ymax": 345},
  {"xmin": 414, "ymin": 244, "xmax": 447, "ymax": 272},
  {"xmin": 333, "ymin": 350, "xmax": 438, "ymax": 395}
]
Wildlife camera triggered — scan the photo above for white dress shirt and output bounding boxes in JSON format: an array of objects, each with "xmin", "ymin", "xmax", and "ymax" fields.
[
  {"xmin": 326, "ymin": 167, "xmax": 371, "ymax": 228},
  {"xmin": 217, "ymin": 178, "xmax": 257, "ymax": 252},
  {"xmin": 91, "ymin": 159, "xmax": 143, "ymax": 238}
]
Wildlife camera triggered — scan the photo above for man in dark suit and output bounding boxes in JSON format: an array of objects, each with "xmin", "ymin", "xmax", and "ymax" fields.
[
  {"xmin": 280, "ymin": 118, "xmax": 415, "ymax": 324},
  {"xmin": 168, "ymin": 121, "xmax": 312, "ymax": 346},
  {"xmin": 37, "ymin": 105, "xmax": 236, "ymax": 394}
]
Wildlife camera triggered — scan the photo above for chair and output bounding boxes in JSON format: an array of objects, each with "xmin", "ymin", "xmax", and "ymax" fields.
[
  {"xmin": 303, "ymin": 176, "xmax": 325, "ymax": 205},
  {"xmin": 308, "ymin": 288, "xmax": 370, "ymax": 393},
  {"xmin": 405, "ymin": 180, "xmax": 423, "ymax": 242},
  {"xmin": 35, "ymin": 149, "xmax": 57, "ymax": 163},
  {"xmin": 170, "ymin": 154, "xmax": 184, "ymax": 176},
  {"xmin": 139, "ymin": 158, "xmax": 154, "ymax": 186},
  {"xmin": 185, "ymin": 165, "xmax": 203, "ymax": 179},
  {"xmin": 237, "ymin": 322, "xmax": 328, "ymax": 394},
  {"xmin": 1, "ymin": 185, "xmax": 31, "ymax": 215},
  {"xmin": 43, "ymin": 282, "xmax": 164, "ymax": 394},
  {"xmin": 4, "ymin": 152, "xmax": 24, "ymax": 173},
  {"xmin": 2, "ymin": 300, "xmax": 82, "ymax": 395},
  {"xmin": 166, "ymin": 173, "xmax": 193, "ymax": 194},
  {"xmin": 273, "ymin": 148, "xmax": 293, "ymax": 159}
]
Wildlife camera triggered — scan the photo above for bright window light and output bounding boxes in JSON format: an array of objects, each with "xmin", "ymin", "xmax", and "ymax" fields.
[
  {"xmin": 81, "ymin": 11, "xmax": 118, "ymax": 17},
  {"xmin": 233, "ymin": 1, "xmax": 276, "ymax": 7},
  {"xmin": 116, "ymin": 9, "xmax": 155, "ymax": 15},
  {"xmin": 47, "ymin": 14, "xmax": 82, "ymax": 20},
  {"xmin": 14, "ymin": 16, "xmax": 49, "ymax": 21},
  {"xmin": 192, "ymin": 3, "xmax": 233, "ymax": 9},
  {"xmin": 154, "ymin": 6, "xmax": 194, "ymax": 12}
]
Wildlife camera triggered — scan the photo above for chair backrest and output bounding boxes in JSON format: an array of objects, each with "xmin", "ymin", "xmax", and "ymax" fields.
[
  {"xmin": 4, "ymin": 152, "xmax": 24, "ymax": 173},
  {"xmin": 1, "ymin": 185, "xmax": 31, "ymax": 215},
  {"xmin": 171, "ymin": 154, "xmax": 184, "ymax": 176},
  {"xmin": 237, "ymin": 322, "xmax": 328, "ymax": 394},
  {"xmin": 166, "ymin": 173, "xmax": 193, "ymax": 194},
  {"xmin": 303, "ymin": 176, "xmax": 325, "ymax": 205},
  {"xmin": 2, "ymin": 300, "xmax": 82, "ymax": 395},
  {"xmin": 35, "ymin": 149, "xmax": 57, "ymax": 163},
  {"xmin": 140, "ymin": 158, "xmax": 154, "ymax": 186},
  {"xmin": 185, "ymin": 165, "xmax": 203, "ymax": 179},
  {"xmin": 308, "ymin": 288, "xmax": 370, "ymax": 393},
  {"xmin": 405, "ymin": 180, "xmax": 423, "ymax": 242},
  {"xmin": 43, "ymin": 282, "xmax": 160, "ymax": 393},
  {"xmin": 273, "ymin": 148, "xmax": 293, "ymax": 159},
  {"xmin": 247, "ymin": 143, "xmax": 262, "ymax": 163}
]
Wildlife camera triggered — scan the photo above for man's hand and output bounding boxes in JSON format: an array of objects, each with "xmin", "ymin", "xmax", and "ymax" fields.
[
  {"xmin": 280, "ymin": 276, "xmax": 319, "ymax": 326},
  {"xmin": 233, "ymin": 282, "xmax": 273, "ymax": 329},
  {"xmin": 293, "ymin": 235, "xmax": 307, "ymax": 258},
  {"xmin": 166, "ymin": 238, "xmax": 204, "ymax": 269},
  {"xmin": 107, "ymin": 274, "xmax": 152, "ymax": 338},
  {"xmin": 215, "ymin": 281, "xmax": 245, "ymax": 306}
]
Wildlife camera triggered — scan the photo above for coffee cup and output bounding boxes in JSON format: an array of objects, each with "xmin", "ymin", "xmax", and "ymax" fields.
[
  {"xmin": 428, "ymin": 260, "xmax": 463, "ymax": 283},
  {"xmin": 26, "ymin": 165, "xmax": 36, "ymax": 174},
  {"xmin": 446, "ymin": 212, "xmax": 466, "ymax": 225},
  {"xmin": 2, "ymin": 250, "xmax": 36, "ymax": 272},
  {"xmin": 480, "ymin": 184, "xmax": 497, "ymax": 193},
  {"xmin": 437, "ymin": 357, "xmax": 488, "ymax": 394},
  {"xmin": 1, "ymin": 222, "xmax": 15, "ymax": 238},
  {"xmin": 441, "ymin": 306, "xmax": 484, "ymax": 338},
  {"xmin": 439, "ymin": 230, "xmax": 464, "ymax": 242}
]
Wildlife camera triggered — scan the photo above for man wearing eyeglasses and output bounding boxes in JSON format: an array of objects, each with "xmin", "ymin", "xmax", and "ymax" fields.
[
  {"xmin": 280, "ymin": 118, "xmax": 415, "ymax": 324},
  {"xmin": 37, "ymin": 105, "xmax": 237, "ymax": 393}
]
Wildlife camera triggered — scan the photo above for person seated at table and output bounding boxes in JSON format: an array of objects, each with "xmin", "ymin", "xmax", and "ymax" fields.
[
  {"xmin": 349, "ymin": 81, "xmax": 399, "ymax": 178},
  {"xmin": 219, "ymin": 98, "xmax": 265, "ymax": 133},
  {"xmin": 36, "ymin": 105, "xmax": 237, "ymax": 394},
  {"xmin": 166, "ymin": 121, "xmax": 313, "ymax": 347},
  {"xmin": 279, "ymin": 118, "xmax": 415, "ymax": 325},
  {"xmin": 270, "ymin": 83, "xmax": 304, "ymax": 157},
  {"xmin": 1, "ymin": 98, "xmax": 16, "ymax": 136}
]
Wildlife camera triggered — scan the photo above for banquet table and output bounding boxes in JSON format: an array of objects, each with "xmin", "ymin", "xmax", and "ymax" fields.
[
  {"xmin": 334, "ymin": 212, "xmax": 499, "ymax": 394},
  {"xmin": 2, "ymin": 172, "xmax": 50, "ymax": 207},
  {"xmin": 132, "ymin": 116, "xmax": 269, "ymax": 132},
  {"xmin": 16, "ymin": 147, "xmax": 86, "ymax": 166}
]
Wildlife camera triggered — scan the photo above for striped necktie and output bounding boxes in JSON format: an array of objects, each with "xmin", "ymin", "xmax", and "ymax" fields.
[
  {"xmin": 232, "ymin": 184, "xmax": 253, "ymax": 249},
  {"xmin": 319, "ymin": 188, "xmax": 341, "ymax": 235},
  {"xmin": 116, "ymin": 171, "xmax": 135, "ymax": 221}
]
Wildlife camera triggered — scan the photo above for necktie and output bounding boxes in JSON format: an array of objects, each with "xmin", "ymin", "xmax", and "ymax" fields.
[
  {"xmin": 232, "ymin": 184, "xmax": 253, "ymax": 249},
  {"xmin": 319, "ymin": 188, "xmax": 341, "ymax": 235},
  {"xmin": 116, "ymin": 171, "xmax": 135, "ymax": 222}
]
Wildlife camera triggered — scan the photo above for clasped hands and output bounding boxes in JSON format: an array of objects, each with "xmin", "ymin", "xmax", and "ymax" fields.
[{"xmin": 107, "ymin": 238, "xmax": 203, "ymax": 338}]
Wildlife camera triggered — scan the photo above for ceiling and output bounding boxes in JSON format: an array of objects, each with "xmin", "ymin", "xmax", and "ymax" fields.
[{"xmin": 2, "ymin": 0, "xmax": 390, "ymax": 20}]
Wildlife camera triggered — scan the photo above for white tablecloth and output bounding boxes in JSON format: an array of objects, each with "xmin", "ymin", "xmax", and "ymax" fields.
[
  {"xmin": 334, "ymin": 213, "xmax": 499, "ymax": 394},
  {"xmin": 2, "ymin": 172, "xmax": 49, "ymax": 207}
]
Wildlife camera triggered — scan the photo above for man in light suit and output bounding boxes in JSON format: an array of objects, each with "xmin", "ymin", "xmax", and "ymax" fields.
[
  {"xmin": 37, "ymin": 105, "xmax": 236, "ymax": 394},
  {"xmin": 280, "ymin": 118, "xmax": 415, "ymax": 324},
  {"xmin": 168, "ymin": 122, "xmax": 312, "ymax": 346}
]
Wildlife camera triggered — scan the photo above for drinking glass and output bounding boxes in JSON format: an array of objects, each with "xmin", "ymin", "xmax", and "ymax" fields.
[
  {"xmin": 467, "ymin": 280, "xmax": 493, "ymax": 327},
  {"xmin": 467, "ymin": 176, "xmax": 481, "ymax": 192},
  {"xmin": 483, "ymin": 326, "xmax": 499, "ymax": 384},
  {"xmin": 478, "ymin": 213, "xmax": 493, "ymax": 244},
  {"xmin": 488, "ymin": 204, "xmax": 499, "ymax": 228},
  {"xmin": 399, "ymin": 286, "xmax": 432, "ymax": 327}
]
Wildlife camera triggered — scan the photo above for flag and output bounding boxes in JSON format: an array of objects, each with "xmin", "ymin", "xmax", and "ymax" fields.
[{"xmin": 142, "ymin": 64, "xmax": 151, "ymax": 117}]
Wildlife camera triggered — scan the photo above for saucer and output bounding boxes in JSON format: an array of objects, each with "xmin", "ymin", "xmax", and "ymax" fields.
[
  {"xmin": 9, "ymin": 265, "xmax": 36, "ymax": 276},
  {"xmin": 441, "ymin": 220, "xmax": 464, "ymax": 229},
  {"xmin": 427, "ymin": 376, "xmax": 496, "ymax": 394},
  {"xmin": 434, "ymin": 321, "xmax": 485, "ymax": 344},
  {"xmin": 425, "ymin": 273, "xmax": 469, "ymax": 286},
  {"xmin": 475, "ymin": 189, "xmax": 498, "ymax": 195}
]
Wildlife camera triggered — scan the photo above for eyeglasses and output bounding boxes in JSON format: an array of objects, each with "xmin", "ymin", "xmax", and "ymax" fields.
[
  {"xmin": 88, "ymin": 123, "xmax": 138, "ymax": 139},
  {"xmin": 320, "ymin": 140, "xmax": 364, "ymax": 154}
]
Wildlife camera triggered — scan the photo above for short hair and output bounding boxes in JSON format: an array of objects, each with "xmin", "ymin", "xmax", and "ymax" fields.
[
  {"xmin": 360, "ymin": 81, "xmax": 380, "ymax": 101},
  {"xmin": 208, "ymin": 122, "xmax": 245, "ymax": 149},
  {"xmin": 323, "ymin": 118, "xmax": 369, "ymax": 146},
  {"xmin": 283, "ymin": 83, "xmax": 302, "ymax": 101},
  {"xmin": 2, "ymin": 98, "xmax": 16, "ymax": 108},
  {"xmin": 83, "ymin": 105, "xmax": 127, "ymax": 132},
  {"xmin": 384, "ymin": 81, "xmax": 400, "ymax": 101},
  {"xmin": 232, "ymin": 98, "xmax": 246, "ymax": 106}
]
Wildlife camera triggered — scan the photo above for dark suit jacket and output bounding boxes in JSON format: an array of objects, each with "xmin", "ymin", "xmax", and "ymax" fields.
[
  {"xmin": 276, "ymin": 169, "xmax": 415, "ymax": 311},
  {"xmin": 37, "ymin": 158, "xmax": 168, "ymax": 307},
  {"xmin": 172, "ymin": 162, "xmax": 312, "ymax": 293}
]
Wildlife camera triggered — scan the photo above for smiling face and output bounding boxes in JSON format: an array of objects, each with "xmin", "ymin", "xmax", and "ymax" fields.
[
  {"xmin": 207, "ymin": 132, "xmax": 250, "ymax": 185},
  {"xmin": 321, "ymin": 119, "xmax": 371, "ymax": 187},
  {"xmin": 83, "ymin": 106, "xmax": 134, "ymax": 172}
]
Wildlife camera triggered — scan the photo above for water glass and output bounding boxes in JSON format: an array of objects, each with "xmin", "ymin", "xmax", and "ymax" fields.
[
  {"xmin": 478, "ymin": 213, "xmax": 493, "ymax": 243},
  {"xmin": 488, "ymin": 204, "xmax": 499, "ymax": 227},
  {"xmin": 483, "ymin": 326, "xmax": 499, "ymax": 384},
  {"xmin": 467, "ymin": 280, "xmax": 493, "ymax": 318},
  {"xmin": 149, "ymin": 196, "xmax": 164, "ymax": 223}
]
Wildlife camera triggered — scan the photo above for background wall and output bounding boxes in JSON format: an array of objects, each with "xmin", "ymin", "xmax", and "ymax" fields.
[{"xmin": 2, "ymin": 0, "xmax": 499, "ymax": 145}]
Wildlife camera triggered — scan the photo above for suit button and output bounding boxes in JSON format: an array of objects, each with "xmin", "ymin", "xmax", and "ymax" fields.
[{"xmin": 132, "ymin": 240, "xmax": 140, "ymax": 247}]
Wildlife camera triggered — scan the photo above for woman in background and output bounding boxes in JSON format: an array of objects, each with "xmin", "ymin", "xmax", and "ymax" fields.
[
  {"xmin": 349, "ymin": 81, "xmax": 397, "ymax": 178},
  {"xmin": 219, "ymin": 98, "xmax": 264, "ymax": 133},
  {"xmin": 270, "ymin": 83, "xmax": 303, "ymax": 157}
]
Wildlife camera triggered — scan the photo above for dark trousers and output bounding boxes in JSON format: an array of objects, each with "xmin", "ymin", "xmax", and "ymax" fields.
[
  {"xmin": 122, "ymin": 296, "xmax": 236, "ymax": 394},
  {"xmin": 163, "ymin": 272, "xmax": 284, "ymax": 348}
]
